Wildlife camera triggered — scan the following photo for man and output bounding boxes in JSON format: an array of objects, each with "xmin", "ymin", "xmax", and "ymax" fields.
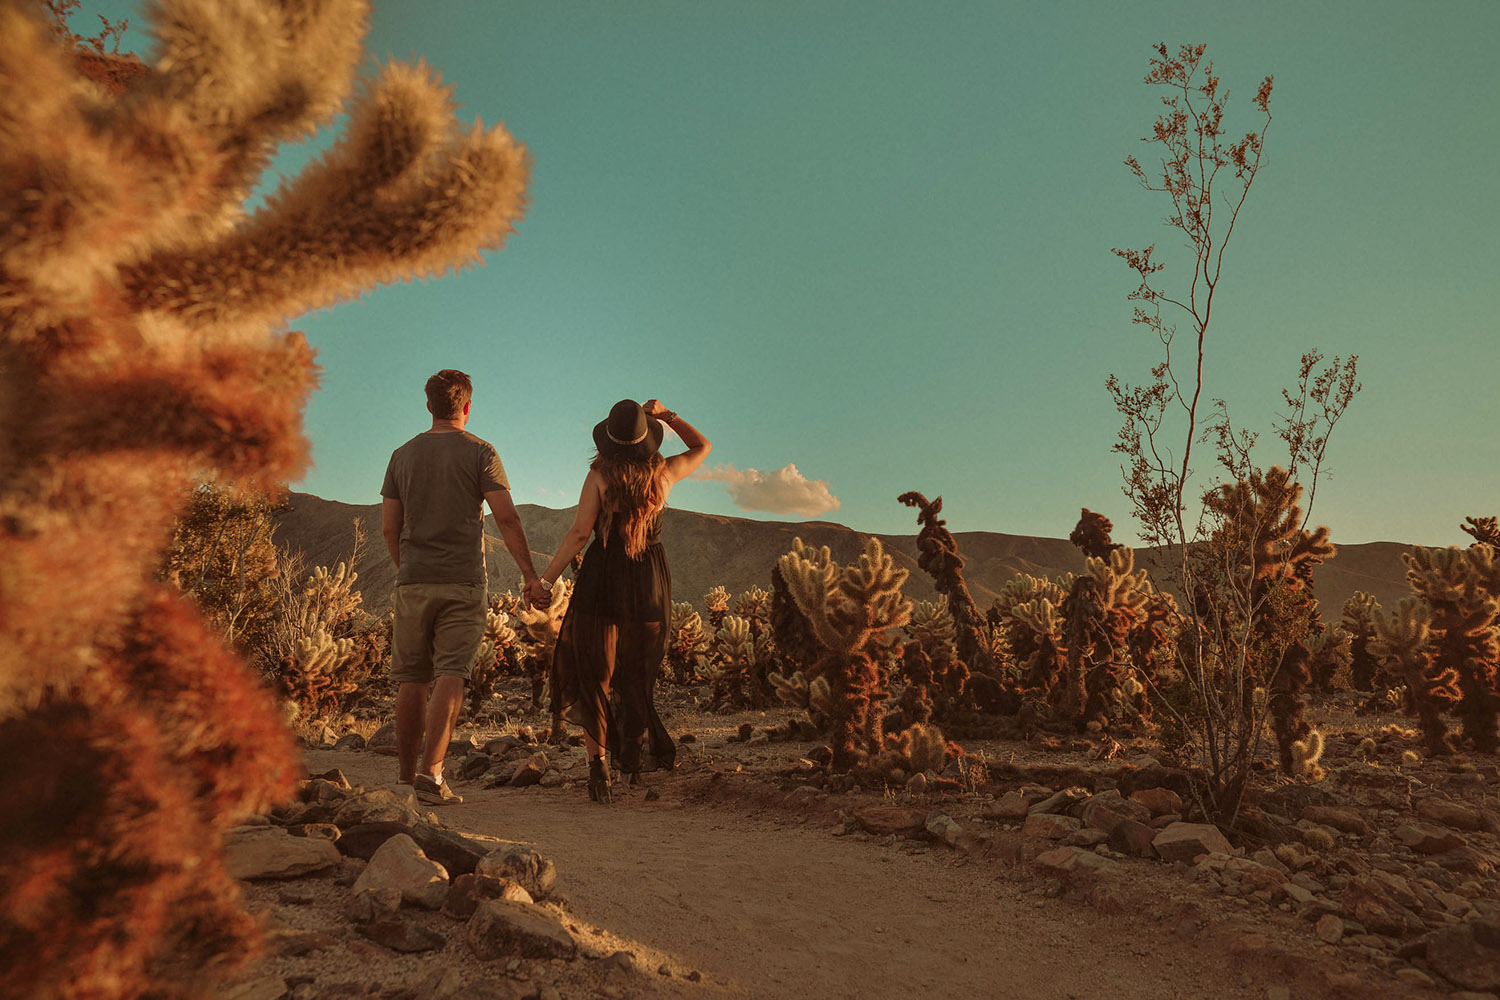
[{"xmin": 381, "ymin": 370, "xmax": 542, "ymax": 805}]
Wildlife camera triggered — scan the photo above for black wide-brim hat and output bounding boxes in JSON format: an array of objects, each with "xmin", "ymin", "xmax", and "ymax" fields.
[{"xmin": 593, "ymin": 399, "xmax": 664, "ymax": 460}]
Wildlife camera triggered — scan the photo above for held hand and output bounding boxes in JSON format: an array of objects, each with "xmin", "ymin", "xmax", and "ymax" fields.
[
  {"xmin": 643, "ymin": 399, "xmax": 668, "ymax": 418},
  {"xmin": 523, "ymin": 579, "xmax": 548, "ymax": 609}
]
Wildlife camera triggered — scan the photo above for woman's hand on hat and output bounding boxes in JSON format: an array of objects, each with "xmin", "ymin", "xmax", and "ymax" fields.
[{"xmin": 642, "ymin": 399, "xmax": 667, "ymax": 417}]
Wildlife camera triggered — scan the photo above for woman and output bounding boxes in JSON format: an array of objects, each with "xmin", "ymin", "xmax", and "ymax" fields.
[{"xmin": 530, "ymin": 398, "xmax": 711, "ymax": 803}]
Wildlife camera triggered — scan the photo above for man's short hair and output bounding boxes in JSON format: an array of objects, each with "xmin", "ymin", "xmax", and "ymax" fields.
[{"xmin": 425, "ymin": 370, "xmax": 473, "ymax": 420}]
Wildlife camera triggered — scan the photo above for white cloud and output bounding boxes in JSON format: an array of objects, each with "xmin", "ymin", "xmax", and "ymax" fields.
[{"xmin": 692, "ymin": 463, "xmax": 841, "ymax": 518}]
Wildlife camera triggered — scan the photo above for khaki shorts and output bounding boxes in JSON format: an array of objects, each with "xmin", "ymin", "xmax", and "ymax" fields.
[{"xmin": 391, "ymin": 583, "xmax": 487, "ymax": 685}]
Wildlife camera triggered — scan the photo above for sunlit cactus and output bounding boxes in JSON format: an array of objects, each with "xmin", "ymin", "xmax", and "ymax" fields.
[
  {"xmin": 894, "ymin": 598, "xmax": 969, "ymax": 726},
  {"xmin": 1340, "ymin": 591, "xmax": 1382, "ymax": 691},
  {"xmin": 777, "ymin": 536, "xmax": 910, "ymax": 771},
  {"xmin": 1401, "ymin": 545, "xmax": 1500, "ymax": 752},
  {"xmin": 707, "ymin": 613, "xmax": 776, "ymax": 710},
  {"xmin": 1305, "ymin": 624, "xmax": 1352, "ymax": 692},
  {"xmin": 1059, "ymin": 546, "xmax": 1150, "ymax": 729},
  {"xmin": 667, "ymin": 600, "xmax": 709, "ymax": 684},
  {"xmin": 1373, "ymin": 597, "xmax": 1458, "ymax": 754},
  {"xmin": 898, "ymin": 491, "xmax": 995, "ymax": 674},
  {"xmin": 768, "ymin": 668, "xmax": 834, "ymax": 728},
  {"xmin": 703, "ymin": 585, "xmax": 730, "ymax": 628},
  {"xmin": 1290, "ymin": 729, "xmax": 1325, "ymax": 781},
  {"xmin": 1068, "ymin": 507, "xmax": 1124, "ymax": 561},
  {"xmin": 734, "ymin": 586, "xmax": 772, "ymax": 632},
  {"xmin": 468, "ymin": 605, "xmax": 520, "ymax": 716},
  {"xmin": 1461, "ymin": 515, "xmax": 1500, "ymax": 548}
]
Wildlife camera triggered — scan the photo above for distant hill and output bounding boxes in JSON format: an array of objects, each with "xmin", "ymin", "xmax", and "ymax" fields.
[{"xmin": 273, "ymin": 492, "xmax": 1416, "ymax": 616}]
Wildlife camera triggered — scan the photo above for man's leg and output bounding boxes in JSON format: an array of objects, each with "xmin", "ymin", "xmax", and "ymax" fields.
[
  {"xmin": 418, "ymin": 675, "xmax": 466, "ymax": 780},
  {"xmin": 395, "ymin": 681, "xmax": 429, "ymax": 784}
]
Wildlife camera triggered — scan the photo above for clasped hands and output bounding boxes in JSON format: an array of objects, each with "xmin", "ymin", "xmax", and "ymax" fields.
[{"xmin": 523, "ymin": 577, "xmax": 550, "ymax": 610}]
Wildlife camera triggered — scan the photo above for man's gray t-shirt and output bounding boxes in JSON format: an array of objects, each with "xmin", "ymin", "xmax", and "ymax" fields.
[{"xmin": 381, "ymin": 430, "xmax": 509, "ymax": 586}]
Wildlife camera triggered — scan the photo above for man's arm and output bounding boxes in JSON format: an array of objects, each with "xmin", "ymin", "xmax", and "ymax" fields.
[
  {"xmin": 381, "ymin": 497, "xmax": 403, "ymax": 569},
  {"xmin": 485, "ymin": 489, "xmax": 540, "ymax": 589}
]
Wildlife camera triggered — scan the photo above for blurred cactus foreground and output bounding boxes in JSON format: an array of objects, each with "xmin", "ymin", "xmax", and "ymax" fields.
[{"xmin": 0, "ymin": 0, "xmax": 528, "ymax": 995}]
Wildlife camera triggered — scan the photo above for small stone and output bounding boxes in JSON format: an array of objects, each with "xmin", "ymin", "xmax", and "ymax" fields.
[
  {"xmin": 442, "ymin": 873, "xmax": 534, "ymax": 920},
  {"xmin": 1063, "ymin": 828, "xmax": 1109, "ymax": 847},
  {"xmin": 1395, "ymin": 823, "xmax": 1469, "ymax": 855},
  {"xmin": 276, "ymin": 884, "xmax": 318, "ymax": 906},
  {"xmin": 906, "ymin": 772, "xmax": 928, "ymax": 795},
  {"xmin": 657, "ymin": 964, "xmax": 671, "ymax": 976},
  {"xmin": 1302, "ymin": 805, "xmax": 1370, "ymax": 836},
  {"xmin": 466, "ymin": 900, "xmax": 577, "ymax": 961},
  {"xmin": 852, "ymin": 806, "xmax": 926, "ymax": 836},
  {"xmin": 509, "ymin": 753, "xmax": 549, "ymax": 788},
  {"xmin": 1416, "ymin": 797, "xmax": 1482, "ymax": 831},
  {"xmin": 458, "ymin": 754, "xmax": 493, "ymax": 780},
  {"xmin": 367, "ymin": 722, "xmax": 399, "ymax": 755},
  {"xmin": 1127, "ymin": 787, "xmax": 1182, "ymax": 816},
  {"xmin": 1034, "ymin": 846, "xmax": 1117, "ymax": 872},
  {"xmin": 1029, "ymin": 787, "xmax": 1090, "ymax": 815},
  {"xmin": 924, "ymin": 811, "xmax": 962, "ymax": 846},
  {"xmin": 1023, "ymin": 813, "xmax": 1081, "ymax": 840},
  {"xmin": 1428, "ymin": 918, "xmax": 1500, "ymax": 991},
  {"xmin": 606, "ymin": 950, "xmax": 637, "ymax": 974},
  {"xmin": 539, "ymin": 769, "xmax": 566, "ymax": 788},
  {"xmin": 1151, "ymin": 822, "xmax": 1232, "ymax": 863},
  {"xmin": 357, "ymin": 917, "xmax": 447, "ymax": 953},
  {"xmin": 1393, "ymin": 967, "xmax": 1434, "ymax": 987},
  {"xmin": 981, "ymin": 791, "xmax": 1032, "ymax": 820},
  {"xmin": 333, "ymin": 731, "xmax": 366, "ymax": 751},
  {"xmin": 1108, "ymin": 819, "xmax": 1157, "ymax": 858},
  {"xmin": 1315, "ymin": 913, "xmax": 1344, "ymax": 943},
  {"xmin": 351, "ymin": 833, "xmax": 450, "ymax": 910},
  {"xmin": 475, "ymin": 847, "xmax": 558, "ymax": 900},
  {"xmin": 224, "ymin": 826, "xmax": 341, "ymax": 880},
  {"xmin": 685, "ymin": 971, "xmax": 703, "ymax": 983},
  {"xmin": 344, "ymin": 885, "xmax": 401, "ymax": 924}
]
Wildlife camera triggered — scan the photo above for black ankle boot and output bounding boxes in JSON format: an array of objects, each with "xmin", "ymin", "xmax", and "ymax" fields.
[{"xmin": 587, "ymin": 757, "xmax": 611, "ymax": 805}]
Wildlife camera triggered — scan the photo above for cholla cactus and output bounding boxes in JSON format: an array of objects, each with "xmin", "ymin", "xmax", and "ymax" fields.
[
  {"xmin": 897, "ymin": 598, "xmax": 969, "ymax": 725},
  {"xmin": 1069, "ymin": 508, "xmax": 1124, "ymax": 560},
  {"xmin": 1401, "ymin": 545, "xmax": 1500, "ymax": 752},
  {"xmin": 703, "ymin": 585, "xmax": 730, "ymax": 628},
  {"xmin": 1059, "ymin": 546, "xmax": 1150, "ymax": 729},
  {"xmin": 777, "ymin": 536, "xmax": 911, "ymax": 771},
  {"xmin": 267, "ymin": 560, "xmax": 385, "ymax": 718},
  {"xmin": 667, "ymin": 601, "xmax": 709, "ymax": 683},
  {"xmin": 734, "ymin": 586, "xmax": 772, "ymax": 633},
  {"xmin": 515, "ymin": 578, "xmax": 573, "ymax": 667},
  {"xmin": 898, "ymin": 491, "xmax": 995, "ymax": 674},
  {"xmin": 1290, "ymin": 729, "xmax": 1326, "ymax": 781},
  {"xmin": 468, "ymin": 606, "xmax": 520, "ymax": 715},
  {"xmin": 1341, "ymin": 591, "xmax": 1382, "ymax": 691},
  {"xmin": 768, "ymin": 669, "xmax": 833, "ymax": 726},
  {"xmin": 0, "ymin": 2, "xmax": 528, "ymax": 991},
  {"xmin": 1306, "ymin": 625, "xmax": 1353, "ymax": 691},
  {"xmin": 1462, "ymin": 516, "xmax": 1500, "ymax": 548},
  {"xmin": 707, "ymin": 614, "xmax": 776, "ymax": 709},
  {"xmin": 1373, "ymin": 597, "xmax": 1459, "ymax": 754}
]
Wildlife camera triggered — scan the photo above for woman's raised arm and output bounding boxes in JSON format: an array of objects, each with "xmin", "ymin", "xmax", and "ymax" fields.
[{"xmin": 645, "ymin": 400, "xmax": 711, "ymax": 485}]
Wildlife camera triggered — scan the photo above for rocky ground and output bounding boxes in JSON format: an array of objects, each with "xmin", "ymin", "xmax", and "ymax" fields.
[{"xmin": 222, "ymin": 681, "xmax": 1500, "ymax": 1000}]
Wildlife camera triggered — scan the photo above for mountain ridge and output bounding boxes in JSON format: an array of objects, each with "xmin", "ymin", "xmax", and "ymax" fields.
[{"xmin": 273, "ymin": 492, "xmax": 1416, "ymax": 616}]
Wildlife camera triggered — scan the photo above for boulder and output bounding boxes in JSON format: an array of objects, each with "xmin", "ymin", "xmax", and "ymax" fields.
[
  {"xmin": 443, "ymin": 873, "xmax": 534, "ymax": 920},
  {"xmin": 1078, "ymin": 791, "xmax": 1151, "ymax": 834},
  {"xmin": 1033, "ymin": 846, "xmax": 1117, "ymax": 873},
  {"xmin": 367, "ymin": 722, "xmax": 398, "ymax": 756},
  {"xmin": 1315, "ymin": 913, "xmax": 1344, "ymax": 944},
  {"xmin": 851, "ymin": 806, "xmax": 926, "ymax": 836},
  {"xmin": 332, "ymin": 787, "xmax": 421, "ymax": 828},
  {"xmin": 1341, "ymin": 873, "xmax": 1425, "ymax": 937},
  {"xmin": 352, "ymin": 833, "xmax": 450, "ymax": 910},
  {"xmin": 1107, "ymin": 819, "xmax": 1157, "ymax": 858},
  {"xmin": 333, "ymin": 732, "xmax": 366, "ymax": 751},
  {"xmin": 223, "ymin": 826, "xmax": 341, "ymax": 880},
  {"xmin": 1416, "ymin": 797, "xmax": 1483, "ymax": 831},
  {"xmin": 1022, "ymin": 813, "xmax": 1080, "ymax": 840},
  {"xmin": 475, "ymin": 847, "xmax": 558, "ymax": 900},
  {"xmin": 924, "ymin": 811, "xmax": 961, "ymax": 846},
  {"xmin": 1128, "ymin": 786, "xmax": 1182, "ymax": 816},
  {"xmin": 357, "ymin": 917, "xmax": 447, "ymax": 953},
  {"xmin": 1029, "ymin": 787, "xmax": 1090, "ymax": 815},
  {"xmin": 1301, "ymin": 805, "xmax": 1370, "ymax": 836},
  {"xmin": 1395, "ymin": 823, "xmax": 1469, "ymax": 855},
  {"xmin": 1151, "ymin": 822, "xmax": 1231, "ymax": 863},
  {"xmin": 338, "ymin": 821, "xmax": 488, "ymax": 876},
  {"xmin": 458, "ymin": 754, "xmax": 493, "ymax": 780},
  {"xmin": 345, "ymin": 886, "xmax": 402, "ymax": 924},
  {"xmin": 981, "ymin": 791, "xmax": 1032, "ymax": 820},
  {"xmin": 508, "ymin": 753, "xmax": 549, "ymax": 787},
  {"xmin": 466, "ymin": 899, "xmax": 577, "ymax": 961},
  {"xmin": 1427, "ymin": 918, "xmax": 1500, "ymax": 991}
]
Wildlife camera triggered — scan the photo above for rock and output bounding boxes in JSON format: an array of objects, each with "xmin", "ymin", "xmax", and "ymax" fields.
[
  {"xmin": 368, "ymin": 723, "xmax": 398, "ymax": 755},
  {"xmin": 221, "ymin": 976, "xmax": 287, "ymax": 1000},
  {"xmin": 1022, "ymin": 813, "xmax": 1080, "ymax": 840},
  {"xmin": 1394, "ymin": 967, "xmax": 1434, "ymax": 987},
  {"xmin": 332, "ymin": 788, "xmax": 421, "ymax": 828},
  {"xmin": 287, "ymin": 822, "xmax": 341, "ymax": 843},
  {"xmin": 270, "ymin": 928, "xmax": 337, "ymax": 957},
  {"xmin": 352, "ymin": 833, "xmax": 450, "ymax": 910},
  {"xmin": 276, "ymin": 884, "xmax": 317, "ymax": 906},
  {"xmin": 1428, "ymin": 919, "xmax": 1500, "ymax": 991},
  {"xmin": 345, "ymin": 886, "xmax": 402, "ymax": 924},
  {"xmin": 1078, "ymin": 791, "xmax": 1151, "ymax": 834},
  {"xmin": 1151, "ymin": 822, "xmax": 1232, "ymax": 863},
  {"xmin": 338, "ymin": 821, "xmax": 488, "ymax": 876},
  {"xmin": 1107, "ymin": 819, "xmax": 1158, "ymax": 858},
  {"xmin": 1395, "ymin": 823, "xmax": 1469, "ymax": 855},
  {"xmin": 1315, "ymin": 913, "xmax": 1344, "ymax": 943},
  {"xmin": 852, "ymin": 806, "xmax": 926, "ymax": 836},
  {"xmin": 906, "ymin": 772, "xmax": 928, "ymax": 795},
  {"xmin": 1147, "ymin": 813, "xmax": 1181, "ymax": 829},
  {"xmin": 539, "ymin": 769, "xmax": 566, "ymax": 789},
  {"xmin": 475, "ymin": 847, "xmax": 558, "ymax": 900},
  {"xmin": 1063, "ymin": 828, "xmax": 1109, "ymax": 847},
  {"xmin": 924, "ymin": 811, "xmax": 961, "ymax": 846},
  {"xmin": 223, "ymin": 826, "xmax": 341, "ymax": 880},
  {"xmin": 458, "ymin": 754, "xmax": 493, "ymax": 780},
  {"xmin": 981, "ymin": 791, "xmax": 1031, "ymax": 820},
  {"xmin": 1252, "ymin": 848, "xmax": 1290, "ymax": 874},
  {"xmin": 1128, "ymin": 787, "xmax": 1182, "ymax": 816},
  {"xmin": 334, "ymin": 732, "xmax": 366, "ymax": 751},
  {"xmin": 467, "ymin": 900, "xmax": 577, "ymax": 961},
  {"xmin": 1034, "ymin": 846, "xmax": 1117, "ymax": 872},
  {"xmin": 509, "ymin": 753, "xmax": 549, "ymax": 787},
  {"xmin": 357, "ymin": 917, "xmax": 447, "ymax": 953},
  {"xmin": 1301, "ymin": 805, "xmax": 1370, "ymax": 836},
  {"xmin": 1416, "ymin": 797, "xmax": 1482, "ymax": 830},
  {"xmin": 1029, "ymin": 787, "xmax": 1090, "ymax": 815},
  {"xmin": 1430, "ymin": 847, "xmax": 1497, "ymax": 876},
  {"xmin": 448, "ymin": 733, "xmax": 482, "ymax": 756},
  {"xmin": 1341, "ymin": 873, "xmax": 1425, "ymax": 937},
  {"xmin": 1283, "ymin": 883, "xmax": 1316, "ymax": 905},
  {"xmin": 442, "ymin": 873, "xmax": 534, "ymax": 920}
]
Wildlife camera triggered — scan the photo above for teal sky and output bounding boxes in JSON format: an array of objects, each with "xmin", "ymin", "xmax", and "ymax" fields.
[{"xmin": 92, "ymin": 1, "xmax": 1499, "ymax": 546}]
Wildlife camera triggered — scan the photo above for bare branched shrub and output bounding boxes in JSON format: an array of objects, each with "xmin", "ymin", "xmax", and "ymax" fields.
[
  {"xmin": 1105, "ymin": 43, "xmax": 1359, "ymax": 822},
  {"xmin": 0, "ymin": 0, "xmax": 527, "ymax": 993}
]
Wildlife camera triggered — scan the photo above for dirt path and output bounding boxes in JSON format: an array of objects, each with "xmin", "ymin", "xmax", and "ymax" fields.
[{"xmin": 304, "ymin": 749, "xmax": 1375, "ymax": 1000}]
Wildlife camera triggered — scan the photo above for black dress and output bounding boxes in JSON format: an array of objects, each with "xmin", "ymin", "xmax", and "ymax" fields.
[{"xmin": 553, "ymin": 512, "xmax": 676, "ymax": 773}]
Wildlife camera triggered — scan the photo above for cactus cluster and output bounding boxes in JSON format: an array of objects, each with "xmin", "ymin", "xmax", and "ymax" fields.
[
  {"xmin": 0, "ymin": 2, "xmax": 528, "ymax": 991},
  {"xmin": 1340, "ymin": 591, "xmax": 1383, "ymax": 691},
  {"xmin": 898, "ymin": 491, "xmax": 995, "ymax": 675},
  {"xmin": 896, "ymin": 597, "xmax": 969, "ymax": 725},
  {"xmin": 469, "ymin": 601, "xmax": 522, "ymax": 716},
  {"xmin": 271, "ymin": 561, "xmax": 387, "ymax": 720},
  {"xmin": 776, "ymin": 537, "xmax": 911, "ymax": 770}
]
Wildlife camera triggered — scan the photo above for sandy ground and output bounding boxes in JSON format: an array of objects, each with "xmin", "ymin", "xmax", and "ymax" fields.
[{"xmin": 296, "ymin": 741, "xmax": 1416, "ymax": 1000}]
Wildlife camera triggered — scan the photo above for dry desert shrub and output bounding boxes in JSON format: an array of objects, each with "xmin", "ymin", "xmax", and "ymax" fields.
[{"xmin": 0, "ymin": 0, "xmax": 528, "ymax": 994}]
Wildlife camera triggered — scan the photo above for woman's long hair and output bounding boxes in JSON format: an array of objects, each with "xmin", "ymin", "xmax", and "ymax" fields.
[{"xmin": 592, "ymin": 451, "xmax": 667, "ymax": 557}]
